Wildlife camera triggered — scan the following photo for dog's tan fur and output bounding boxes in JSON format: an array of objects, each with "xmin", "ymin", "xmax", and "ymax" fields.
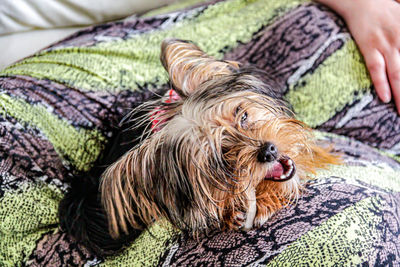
[{"xmin": 101, "ymin": 39, "xmax": 340, "ymax": 239}]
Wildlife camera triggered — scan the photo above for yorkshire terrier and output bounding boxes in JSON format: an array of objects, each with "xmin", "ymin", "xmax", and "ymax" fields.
[{"xmin": 59, "ymin": 39, "xmax": 339, "ymax": 256}]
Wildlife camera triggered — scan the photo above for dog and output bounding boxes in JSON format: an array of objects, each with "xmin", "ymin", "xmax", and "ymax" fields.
[{"xmin": 59, "ymin": 38, "xmax": 339, "ymax": 256}]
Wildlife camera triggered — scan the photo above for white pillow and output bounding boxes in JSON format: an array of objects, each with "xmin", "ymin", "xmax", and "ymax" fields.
[
  {"xmin": 0, "ymin": 0, "xmax": 176, "ymax": 35},
  {"xmin": 0, "ymin": 27, "xmax": 84, "ymax": 70}
]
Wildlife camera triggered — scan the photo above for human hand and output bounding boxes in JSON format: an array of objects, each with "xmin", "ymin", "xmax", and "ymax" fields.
[
  {"xmin": 315, "ymin": 0, "xmax": 400, "ymax": 113},
  {"xmin": 343, "ymin": 0, "xmax": 400, "ymax": 113}
]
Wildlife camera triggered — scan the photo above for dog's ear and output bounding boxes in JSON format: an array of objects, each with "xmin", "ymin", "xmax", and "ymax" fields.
[
  {"xmin": 160, "ymin": 38, "xmax": 240, "ymax": 97},
  {"xmin": 101, "ymin": 124, "xmax": 233, "ymax": 236},
  {"xmin": 100, "ymin": 144, "xmax": 159, "ymax": 238}
]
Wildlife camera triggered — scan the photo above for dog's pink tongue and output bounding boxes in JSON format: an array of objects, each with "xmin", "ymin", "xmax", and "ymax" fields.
[{"xmin": 267, "ymin": 162, "xmax": 284, "ymax": 178}]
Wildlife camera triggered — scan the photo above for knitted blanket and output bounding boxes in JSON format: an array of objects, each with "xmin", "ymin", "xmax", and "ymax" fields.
[{"xmin": 1, "ymin": 0, "xmax": 400, "ymax": 266}]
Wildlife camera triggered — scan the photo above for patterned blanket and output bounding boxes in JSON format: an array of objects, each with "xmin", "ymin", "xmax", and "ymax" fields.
[{"xmin": 1, "ymin": 0, "xmax": 400, "ymax": 266}]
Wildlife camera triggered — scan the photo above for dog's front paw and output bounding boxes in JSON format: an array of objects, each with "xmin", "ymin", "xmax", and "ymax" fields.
[
  {"xmin": 233, "ymin": 212, "xmax": 246, "ymax": 231},
  {"xmin": 253, "ymin": 200, "xmax": 280, "ymax": 228},
  {"xmin": 253, "ymin": 211, "xmax": 272, "ymax": 228},
  {"xmin": 224, "ymin": 210, "xmax": 247, "ymax": 231}
]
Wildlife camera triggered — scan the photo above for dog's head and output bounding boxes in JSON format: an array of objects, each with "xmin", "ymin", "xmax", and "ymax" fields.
[{"xmin": 101, "ymin": 39, "xmax": 339, "ymax": 238}]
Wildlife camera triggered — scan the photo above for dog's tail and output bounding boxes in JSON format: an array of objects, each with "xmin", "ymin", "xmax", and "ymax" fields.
[{"xmin": 58, "ymin": 170, "xmax": 140, "ymax": 256}]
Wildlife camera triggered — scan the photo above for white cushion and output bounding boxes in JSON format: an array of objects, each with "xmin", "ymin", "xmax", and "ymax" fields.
[
  {"xmin": 0, "ymin": 0, "xmax": 176, "ymax": 35},
  {"xmin": 0, "ymin": 27, "xmax": 85, "ymax": 70}
]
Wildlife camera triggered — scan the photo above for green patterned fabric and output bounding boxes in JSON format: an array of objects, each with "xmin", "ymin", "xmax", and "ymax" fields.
[
  {"xmin": 268, "ymin": 196, "xmax": 385, "ymax": 266},
  {"xmin": 1, "ymin": 0, "xmax": 307, "ymax": 92},
  {"xmin": 0, "ymin": 0, "xmax": 400, "ymax": 266},
  {"xmin": 286, "ymin": 40, "xmax": 371, "ymax": 128}
]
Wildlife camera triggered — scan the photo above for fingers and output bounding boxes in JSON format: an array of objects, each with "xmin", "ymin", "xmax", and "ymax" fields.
[
  {"xmin": 365, "ymin": 49, "xmax": 400, "ymax": 113},
  {"xmin": 341, "ymin": 0, "xmax": 400, "ymax": 113},
  {"xmin": 385, "ymin": 49, "xmax": 400, "ymax": 113},
  {"xmin": 363, "ymin": 49, "xmax": 392, "ymax": 103}
]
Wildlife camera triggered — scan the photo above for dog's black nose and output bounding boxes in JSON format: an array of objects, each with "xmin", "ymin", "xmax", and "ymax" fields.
[{"xmin": 258, "ymin": 142, "xmax": 278, "ymax": 163}]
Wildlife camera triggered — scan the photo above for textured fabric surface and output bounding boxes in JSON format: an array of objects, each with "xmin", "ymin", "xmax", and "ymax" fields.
[{"xmin": 0, "ymin": 0, "xmax": 400, "ymax": 266}]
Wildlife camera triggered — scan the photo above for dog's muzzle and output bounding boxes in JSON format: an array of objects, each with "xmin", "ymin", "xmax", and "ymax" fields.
[{"xmin": 258, "ymin": 143, "xmax": 296, "ymax": 182}]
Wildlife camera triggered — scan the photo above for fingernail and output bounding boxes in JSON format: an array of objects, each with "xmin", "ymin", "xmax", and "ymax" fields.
[{"xmin": 382, "ymin": 92, "xmax": 391, "ymax": 103}]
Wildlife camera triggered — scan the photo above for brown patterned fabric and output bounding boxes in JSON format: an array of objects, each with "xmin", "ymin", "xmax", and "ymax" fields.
[
  {"xmin": 27, "ymin": 231, "xmax": 96, "ymax": 266},
  {"xmin": 0, "ymin": 0, "xmax": 400, "ymax": 266},
  {"xmin": 224, "ymin": 4, "xmax": 347, "ymax": 91}
]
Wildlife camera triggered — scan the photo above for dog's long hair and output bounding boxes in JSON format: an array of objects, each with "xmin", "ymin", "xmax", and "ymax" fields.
[
  {"xmin": 60, "ymin": 39, "xmax": 339, "ymax": 256},
  {"xmin": 101, "ymin": 40, "xmax": 339, "ymax": 239}
]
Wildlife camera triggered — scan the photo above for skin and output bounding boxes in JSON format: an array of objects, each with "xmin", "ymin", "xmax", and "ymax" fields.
[{"xmin": 315, "ymin": 0, "xmax": 400, "ymax": 114}]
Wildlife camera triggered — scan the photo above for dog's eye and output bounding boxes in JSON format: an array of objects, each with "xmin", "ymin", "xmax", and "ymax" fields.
[
  {"xmin": 235, "ymin": 106, "xmax": 248, "ymax": 128},
  {"xmin": 240, "ymin": 111, "xmax": 248, "ymax": 128}
]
